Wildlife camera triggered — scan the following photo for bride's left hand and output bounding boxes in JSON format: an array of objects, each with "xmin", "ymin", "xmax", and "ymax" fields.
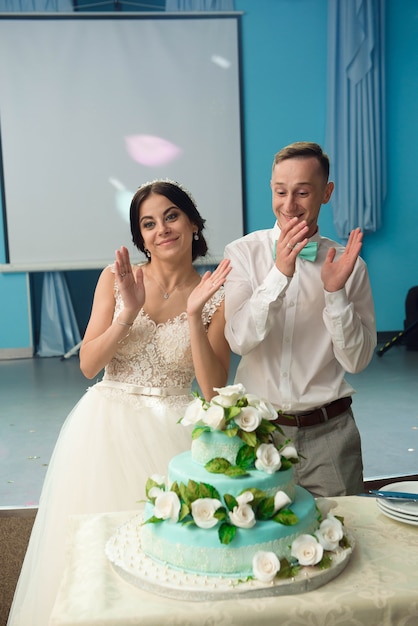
[{"xmin": 187, "ymin": 258, "xmax": 231, "ymax": 316}]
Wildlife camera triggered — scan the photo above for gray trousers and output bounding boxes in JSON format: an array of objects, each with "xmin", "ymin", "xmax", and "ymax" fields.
[{"xmin": 275, "ymin": 409, "xmax": 364, "ymax": 497}]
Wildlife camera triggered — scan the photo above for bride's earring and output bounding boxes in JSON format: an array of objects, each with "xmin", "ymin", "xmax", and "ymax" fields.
[
  {"xmin": 193, "ymin": 232, "xmax": 199, "ymax": 241},
  {"xmin": 145, "ymin": 249, "xmax": 151, "ymax": 258}
]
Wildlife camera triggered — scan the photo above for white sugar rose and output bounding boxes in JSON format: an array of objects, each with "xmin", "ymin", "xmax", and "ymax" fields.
[
  {"xmin": 191, "ymin": 498, "xmax": 222, "ymax": 529},
  {"xmin": 182, "ymin": 398, "xmax": 206, "ymax": 426},
  {"xmin": 291, "ymin": 534, "xmax": 323, "ymax": 566},
  {"xmin": 229, "ymin": 503, "xmax": 256, "ymax": 529},
  {"xmin": 153, "ymin": 491, "xmax": 181, "ymax": 523},
  {"xmin": 274, "ymin": 490, "xmax": 292, "ymax": 512},
  {"xmin": 246, "ymin": 395, "xmax": 278, "ymax": 421},
  {"xmin": 202, "ymin": 405, "xmax": 226, "ymax": 430},
  {"xmin": 148, "ymin": 485, "xmax": 165, "ymax": 500},
  {"xmin": 149, "ymin": 473, "xmax": 165, "ymax": 485},
  {"xmin": 212, "ymin": 383, "xmax": 246, "ymax": 407},
  {"xmin": 255, "ymin": 443, "xmax": 282, "ymax": 473},
  {"xmin": 280, "ymin": 444, "xmax": 298, "ymax": 460},
  {"xmin": 236, "ymin": 491, "xmax": 254, "ymax": 506},
  {"xmin": 252, "ymin": 550, "xmax": 281, "ymax": 583},
  {"xmin": 315, "ymin": 515, "xmax": 344, "ymax": 551},
  {"xmin": 234, "ymin": 406, "xmax": 262, "ymax": 432}
]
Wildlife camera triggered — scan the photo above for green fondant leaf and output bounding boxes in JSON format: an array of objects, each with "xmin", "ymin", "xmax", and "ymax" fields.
[
  {"xmin": 276, "ymin": 558, "xmax": 300, "ymax": 579},
  {"xmin": 256, "ymin": 420, "xmax": 277, "ymax": 437},
  {"xmin": 274, "ymin": 423, "xmax": 285, "ymax": 437},
  {"xmin": 142, "ymin": 515, "xmax": 164, "ymax": 525},
  {"xmin": 224, "ymin": 493, "xmax": 238, "ymax": 512},
  {"xmin": 218, "ymin": 522, "xmax": 237, "ymax": 545},
  {"xmin": 198, "ymin": 482, "xmax": 221, "ymax": 501},
  {"xmin": 255, "ymin": 495, "xmax": 275, "ymax": 520},
  {"xmin": 279, "ymin": 458, "xmax": 293, "ymax": 471},
  {"xmin": 191, "ymin": 425, "xmax": 210, "ymax": 440},
  {"xmin": 226, "ymin": 406, "xmax": 242, "ymax": 420},
  {"xmin": 225, "ymin": 426, "xmax": 239, "ymax": 438},
  {"xmin": 317, "ymin": 552, "xmax": 333, "ymax": 570},
  {"xmin": 225, "ymin": 465, "xmax": 248, "ymax": 477},
  {"xmin": 236, "ymin": 444, "xmax": 256, "ymax": 469},
  {"xmin": 179, "ymin": 481, "xmax": 189, "ymax": 504},
  {"xmin": 272, "ymin": 508, "xmax": 299, "ymax": 526},
  {"xmin": 185, "ymin": 479, "xmax": 200, "ymax": 502},
  {"xmin": 214, "ymin": 507, "xmax": 227, "ymax": 522},
  {"xmin": 178, "ymin": 502, "xmax": 190, "ymax": 522},
  {"xmin": 205, "ymin": 458, "xmax": 231, "ymax": 474},
  {"xmin": 239, "ymin": 430, "xmax": 257, "ymax": 447}
]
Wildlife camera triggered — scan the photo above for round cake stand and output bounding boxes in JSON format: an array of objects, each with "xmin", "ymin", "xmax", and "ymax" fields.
[{"xmin": 105, "ymin": 513, "xmax": 354, "ymax": 601}]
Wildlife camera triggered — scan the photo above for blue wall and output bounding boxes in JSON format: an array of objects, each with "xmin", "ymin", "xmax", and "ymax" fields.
[
  {"xmin": 1, "ymin": 0, "xmax": 417, "ymax": 354},
  {"xmin": 235, "ymin": 0, "xmax": 418, "ymax": 334},
  {"xmin": 0, "ymin": 191, "xmax": 32, "ymax": 354}
]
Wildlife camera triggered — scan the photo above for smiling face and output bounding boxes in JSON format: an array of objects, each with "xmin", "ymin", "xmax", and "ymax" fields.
[
  {"xmin": 139, "ymin": 192, "xmax": 197, "ymax": 261},
  {"xmin": 270, "ymin": 156, "xmax": 334, "ymax": 238}
]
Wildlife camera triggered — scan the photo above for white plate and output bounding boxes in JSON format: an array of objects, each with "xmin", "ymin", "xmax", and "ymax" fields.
[
  {"xmin": 378, "ymin": 481, "xmax": 418, "ymax": 516},
  {"xmin": 377, "ymin": 498, "xmax": 418, "ymax": 520},
  {"xmin": 377, "ymin": 500, "xmax": 418, "ymax": 527}
]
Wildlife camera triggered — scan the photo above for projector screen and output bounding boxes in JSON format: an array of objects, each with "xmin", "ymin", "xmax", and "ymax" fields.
[{"xmin": 0, "ymin": 14, "xmax": 244, "ymax": 271}]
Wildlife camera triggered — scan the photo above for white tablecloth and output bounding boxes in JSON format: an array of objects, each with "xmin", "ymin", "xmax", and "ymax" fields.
[{"xmin": 50, "ymin": 496, "xmax": 418, "ymax": 626}]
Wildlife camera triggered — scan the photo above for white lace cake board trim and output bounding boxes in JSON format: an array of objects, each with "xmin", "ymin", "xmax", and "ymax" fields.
[{"xmin": 105, "ymin": 514, "xmax": 354, "ymax": 601}]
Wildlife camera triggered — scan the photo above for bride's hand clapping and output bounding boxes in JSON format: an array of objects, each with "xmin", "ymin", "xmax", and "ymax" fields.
[
  {"xmin": 187, "ymin": 258, "xmax": 231, "ymax": 317},
  {"xmin": 114, "ymin": 246, "xmax": 145, "ymax": 314}
]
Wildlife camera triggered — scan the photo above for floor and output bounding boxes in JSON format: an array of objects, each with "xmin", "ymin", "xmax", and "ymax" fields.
[{"xmin": 1, "ymin": 343, "xmax": 417, "ymax": 509}]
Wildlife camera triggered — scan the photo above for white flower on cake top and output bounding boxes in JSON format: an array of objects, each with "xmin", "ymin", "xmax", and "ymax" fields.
[{"xmin": 182, "ymin": 383, "xmax": 299, "ymax": 477}]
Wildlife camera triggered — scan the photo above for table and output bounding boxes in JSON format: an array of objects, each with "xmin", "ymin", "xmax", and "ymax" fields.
[{"xmin": 50, "ymin": 496, "xmax": 418, "ymax": 626}]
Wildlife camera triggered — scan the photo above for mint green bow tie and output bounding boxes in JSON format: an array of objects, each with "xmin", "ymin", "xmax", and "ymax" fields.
[
  {"xmin": 273, "ymin": 241, "xmax": 318, "ymax": 262},
  {"xmin": 298, "ymin": 241, "xmax": 318, "ymax": 261}
]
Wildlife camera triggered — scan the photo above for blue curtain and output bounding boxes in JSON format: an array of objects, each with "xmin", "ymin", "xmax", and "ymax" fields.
[
  {"xmin": 37, "ymin": 272, "xmax": 81, "ymax": 357},
  {"xmin": 165, "ymin": 0, "xmax": 234, "ymax": 10},
  {"xmin": 326, "ymin": 0, "xmax": 386, "ymax": 240}
]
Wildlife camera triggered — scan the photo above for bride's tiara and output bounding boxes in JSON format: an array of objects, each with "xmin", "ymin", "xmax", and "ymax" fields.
[{"xmin": 137, "ymin": 178, "xmax": 197, "ymax": 207}]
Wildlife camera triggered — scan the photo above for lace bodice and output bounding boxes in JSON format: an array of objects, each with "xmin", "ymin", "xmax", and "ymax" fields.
[{"xmin": 103, "ymin": 284, "xmax": 225, "ymax": 389}]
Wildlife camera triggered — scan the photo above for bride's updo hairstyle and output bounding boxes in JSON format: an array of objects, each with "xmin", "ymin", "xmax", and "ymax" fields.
[{"xmin": 130, "ymin": 179, "xmax": 208, "ymax": 261}]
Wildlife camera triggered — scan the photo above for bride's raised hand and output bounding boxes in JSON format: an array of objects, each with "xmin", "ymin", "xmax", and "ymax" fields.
[
  {"xmin": 187, "ymin": 258, "xmax": 231, "ymax": 317},
  {"xmin": 114, "ymin": 246, "xmax": 145, "ymax": 314}
]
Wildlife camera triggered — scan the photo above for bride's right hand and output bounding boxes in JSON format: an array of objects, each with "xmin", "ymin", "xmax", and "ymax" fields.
[{"xmin": 114, "ymin": 246, "xmax": 145, "ymax": 317}]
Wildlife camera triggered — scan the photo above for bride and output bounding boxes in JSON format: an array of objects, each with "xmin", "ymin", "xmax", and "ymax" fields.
[{"xmin": 8, "ymin": 180, "xmax": 231, "ymax": 625}]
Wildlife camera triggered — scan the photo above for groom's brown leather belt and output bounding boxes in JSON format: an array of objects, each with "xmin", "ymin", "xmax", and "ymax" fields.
[{"xmin": 273, "ymin": 397, "xmax": 352, "ymax": 428}]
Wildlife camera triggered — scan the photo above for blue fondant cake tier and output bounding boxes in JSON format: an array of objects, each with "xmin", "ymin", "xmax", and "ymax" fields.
[{"xmin": 141, "ymin": 485, "xmax": 317, "ymax": 577}]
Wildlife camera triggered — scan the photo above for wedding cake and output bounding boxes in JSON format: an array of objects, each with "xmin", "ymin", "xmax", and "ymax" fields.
[{"xmin": 138, "ymin": 384, "xmax": 351, "ymax": 584}]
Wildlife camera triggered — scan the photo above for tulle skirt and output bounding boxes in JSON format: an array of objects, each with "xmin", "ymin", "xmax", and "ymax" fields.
[{"xmin": 7, "ymin": 382, "xmax": 192, "ymax": 625}]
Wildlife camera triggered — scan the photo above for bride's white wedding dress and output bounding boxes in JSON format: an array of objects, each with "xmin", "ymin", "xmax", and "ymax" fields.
[{"xmin": 7, "ymin": 281, "xmax": 224, "ymax": 626}]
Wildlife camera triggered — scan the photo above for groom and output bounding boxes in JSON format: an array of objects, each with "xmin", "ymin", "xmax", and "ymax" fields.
[{"xmin": 224, "ymin": 141, "xmax": 376, "ymax": 497}]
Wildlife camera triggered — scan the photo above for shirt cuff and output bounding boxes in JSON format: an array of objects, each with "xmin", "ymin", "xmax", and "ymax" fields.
[
  {"xmin": 324, "ymin": 288, "xmax": 349, "ymax": 314},
  {"xmin": 259, "ymin": 265, "xmax": 291, "ymax": 300}
]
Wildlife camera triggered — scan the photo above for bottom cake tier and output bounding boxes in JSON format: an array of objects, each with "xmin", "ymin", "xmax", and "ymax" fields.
[
  {"xmin": 141, "ymin": 485, "xmax": 318, "ymax": 577},
  {"xmin": 105, "ymin": 512, "xmax": 354, "ymax": 601}
]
